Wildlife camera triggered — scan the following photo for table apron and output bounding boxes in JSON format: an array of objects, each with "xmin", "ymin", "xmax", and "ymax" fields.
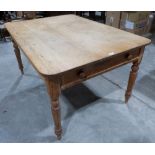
[{"xmin": 61, "ymin": 48, "xmax": 142, "ymax": 89}]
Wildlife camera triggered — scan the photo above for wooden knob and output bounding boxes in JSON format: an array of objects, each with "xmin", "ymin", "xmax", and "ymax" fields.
[
  {"xmin": 127, "ymin": 54, "xmax": 133, "ymax": 60},
  {"xmin": 78, "ymin": 70, "xmax": 86, "ymax": 79}
]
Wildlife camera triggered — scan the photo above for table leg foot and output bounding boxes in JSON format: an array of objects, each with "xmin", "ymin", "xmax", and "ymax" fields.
[
  {"xmin": 12, "ymin": 40, "xmax": 24, "ymax": 75},
  {"xmin": 125, "ymin": 60, "xmax": 139, "ymax": 103},
  {"xmin": 52, "ymin": 101, "xmax": 62, "ymax": 140},
  {"xmin": 44, "ymin": 78, "xmax": 62, "ymax": 140},
  {"xmin": 55, "ymin": 128, "xmax": 62, "ymax": 140},
  {"xmin": 125, "ymin": 93, "xmax": 131, "ymax": 103}
]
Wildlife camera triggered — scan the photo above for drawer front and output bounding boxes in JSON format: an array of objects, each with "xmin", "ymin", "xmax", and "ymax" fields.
[{"xmin": 61, "ymin": 49, "xmax": 140, "ymax": 89}]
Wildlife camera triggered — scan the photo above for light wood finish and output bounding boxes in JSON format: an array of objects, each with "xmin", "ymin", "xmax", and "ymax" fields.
[
  {"xmin": 125, "ymin": 60, "xmax": 139, "ymax": 103},
  {"xmin": 5, "ymin": 15, "xmax": 150, "ymax": 75},
  {"xmin": 61, "ymin": 48, "xmax": 141, "ymax": 89},
  {"xmin": 44, "ymin": 77, "xmax": 62, "ymax": 140},
  {"xmin": 125, "ymin": 47, "xmax": 145, "ymax": 103},
  {"xmin": 5, "ymin": 15, "xmax": 151, "ymax": 140}
]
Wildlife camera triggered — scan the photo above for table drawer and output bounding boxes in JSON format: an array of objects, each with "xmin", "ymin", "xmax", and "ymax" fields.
[{"xmin": 61, "ymin": 49, "xmax": 140, "ymax": 89}]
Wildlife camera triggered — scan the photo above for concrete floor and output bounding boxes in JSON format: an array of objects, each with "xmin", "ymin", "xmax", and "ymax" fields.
[{"xmin": 0, "ymin": 39, "xmax": 155, "ymax": 143}]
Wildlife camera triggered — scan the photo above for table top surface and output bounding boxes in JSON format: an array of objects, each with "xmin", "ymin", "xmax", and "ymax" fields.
[{"xmin": 5, "ymin": 15, "xmax": 151, "ymax": 75}]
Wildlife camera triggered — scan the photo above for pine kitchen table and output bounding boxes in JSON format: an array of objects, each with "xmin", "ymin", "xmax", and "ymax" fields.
[{"xmin": 5, "ymin": 15, "xmax": 151, "ymax": 140}]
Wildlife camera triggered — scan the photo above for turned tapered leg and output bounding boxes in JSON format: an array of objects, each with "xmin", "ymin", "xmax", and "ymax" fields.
[
  {"xmin": 12, "ymin": 40, "xmax": 24, "ymax": 74},
  {"xmin": 125, "ymin": 47, "xmax": 145, "ymax": 103},
  {"xmin": 44, "ymin": 78, "xmax": 62, "ymax": 140},
  {"xmin": 125, "ymin": 60, "xmax": 140, "ymax": 103}
]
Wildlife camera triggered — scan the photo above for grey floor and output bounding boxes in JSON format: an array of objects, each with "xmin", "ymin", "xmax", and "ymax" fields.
[{"xmin": 0, "ymin": 39, "xmax": 155, "ymax": 143}]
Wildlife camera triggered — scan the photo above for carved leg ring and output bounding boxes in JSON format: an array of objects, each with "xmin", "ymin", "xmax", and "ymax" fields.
[
  {"xmin": 45, "ymin": 78, "xmax": 62, "ymax": 140},
  {"xmin": 12, "ymin": 40, "xmax": 24, "ymax": 74},
  {"xmin": 125, "ymin": 60, "xmax": 139, "ymax": 103}
]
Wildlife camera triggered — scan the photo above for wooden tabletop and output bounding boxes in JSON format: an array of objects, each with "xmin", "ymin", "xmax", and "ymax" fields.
[{"xmin": 5, "ymin": 15, "xmax": 151, "ymax": 75}]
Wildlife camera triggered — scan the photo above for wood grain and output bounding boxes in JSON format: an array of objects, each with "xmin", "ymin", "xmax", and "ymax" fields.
[
  {"xmin": 61, "ymin": 48, "xmax": 141, "ymax": 89},
  {"xmin": 125, "ymin": 47, "xmax": 145, "ymax": 103},
  {"xmin": 5, "ymin": 15, "xmax": 151, "ymax": 75},
  {"xmin": 44, "ymin": 77, "xmax": 62, "ymax": 139},
  {"xmin": 6, "ymin": 15, "xmax": 151, "ymax": 140}
]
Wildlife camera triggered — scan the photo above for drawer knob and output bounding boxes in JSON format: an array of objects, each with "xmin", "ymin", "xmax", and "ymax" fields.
[
  {"xmin": 78, "ymin": 70, "xmax": 87, "ymax": 79},
  {"xmin": 127, "ymin": 54, "xmax": 133, "ymax": 60}
]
